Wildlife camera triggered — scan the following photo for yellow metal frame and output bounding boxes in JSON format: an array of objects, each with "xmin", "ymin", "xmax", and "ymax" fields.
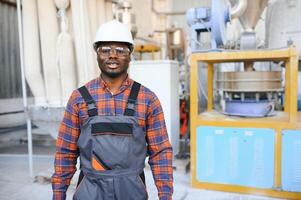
[
  {"xmin": 190, "ymin": 47, "xmax": 301, "ymax": 199},
  {"xmin": 134, "ymin": 44, "xmax": 162, "ymax": 60}
]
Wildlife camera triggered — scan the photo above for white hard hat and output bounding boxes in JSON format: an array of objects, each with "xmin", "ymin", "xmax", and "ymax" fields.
[{"xmin": 94, "ymin": 20, "xmax": 134, "ymax": 47}]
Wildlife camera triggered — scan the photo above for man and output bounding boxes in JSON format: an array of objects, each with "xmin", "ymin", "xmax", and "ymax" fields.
[{"xmin": 52, "ymin": 20, "xmax": 173, "ymax": 200}]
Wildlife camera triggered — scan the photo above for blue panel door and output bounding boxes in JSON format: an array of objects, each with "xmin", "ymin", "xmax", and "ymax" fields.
[
  {"xmin": 196, "ymin": 126, "xmax": 275, "ymax": 188},
  {"xmin": 282, "ymin": 130, "xmax": 301, "ymax": 192}
]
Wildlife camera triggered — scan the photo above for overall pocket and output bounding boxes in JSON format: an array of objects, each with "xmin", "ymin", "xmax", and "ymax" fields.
[
  {"xmin": 92, "ymin": 151, "xmax": 111, "ymax": 171},
  {"xmin": 91, "ymin": 122, "xmax": 134, "ymax": 169}
]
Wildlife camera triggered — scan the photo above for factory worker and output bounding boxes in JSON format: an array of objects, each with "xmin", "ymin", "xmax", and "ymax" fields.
[{"xmin": 52, "ymin": 20, "xmax": 173, "ymax": 200}]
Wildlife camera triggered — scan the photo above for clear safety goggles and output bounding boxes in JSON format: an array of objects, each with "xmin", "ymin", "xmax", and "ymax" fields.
[{"xmin": 97, "ymin": 46, "xmax": 130, "ymax": 57}]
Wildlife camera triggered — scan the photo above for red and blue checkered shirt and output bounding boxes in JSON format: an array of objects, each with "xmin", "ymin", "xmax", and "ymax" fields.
[{"xmin": 52, "ymin": 76, "xmax": 173, "ymax": 200}]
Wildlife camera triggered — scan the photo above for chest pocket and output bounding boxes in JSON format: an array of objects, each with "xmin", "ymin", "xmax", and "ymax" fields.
[{"xmin": 91, "ymin": 121, "xmax": 135, "ymax": 170}]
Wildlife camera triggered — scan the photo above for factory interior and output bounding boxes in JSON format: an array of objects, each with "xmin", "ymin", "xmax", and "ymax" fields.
[{"xmin": 0, "ymin": 0, "xmax": 301, "ymax": 199}]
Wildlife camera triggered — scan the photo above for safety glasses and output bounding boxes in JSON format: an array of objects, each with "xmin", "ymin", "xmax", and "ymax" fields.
[{"xmin": 97, "ymin": 46, "xmax": 130, "ymax": 57}]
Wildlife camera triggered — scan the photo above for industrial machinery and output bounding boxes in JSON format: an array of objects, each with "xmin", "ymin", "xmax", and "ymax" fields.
[
  {"xmin": 190, "ymin": 47, "xmax": 300, "ymax": 199},
  {"xmin": 217, "ymin": 0, "xmax": 274, "ymax": 117},
  {"xmin": 188, "ymin": 0, "xmax": 301, "ymax": 198},
  {"xmin": 186, "ymin": 0, "xmax": 230, "ymax": 50}
]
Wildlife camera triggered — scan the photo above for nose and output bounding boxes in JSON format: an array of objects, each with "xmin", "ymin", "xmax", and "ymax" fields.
[{"xmin": 108, "ymin": 49, "xmax": 118, "ymax": 58}]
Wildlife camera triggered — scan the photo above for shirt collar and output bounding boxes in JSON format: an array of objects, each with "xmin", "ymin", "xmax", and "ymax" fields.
[{"xmin": 98, "ymin": 74, "xmax": 133, "ymax": 95}]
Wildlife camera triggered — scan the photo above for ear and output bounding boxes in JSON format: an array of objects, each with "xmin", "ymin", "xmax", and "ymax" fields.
[
  {"xmin": 93, "ymin": 43, "xmax": 98, "ymax": 51},
  {"xmin": 129, "ymin": 53, "xmax": 134, "ymax": 62}
]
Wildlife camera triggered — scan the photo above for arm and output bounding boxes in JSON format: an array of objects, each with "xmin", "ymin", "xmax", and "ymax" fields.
[
  {"xmin": 146, "ymin": 95, "xmax": 173, "ymax": 200},
  {"xmin": 51, "ymin": 92, "xmax": 80, "ymax": 200}
]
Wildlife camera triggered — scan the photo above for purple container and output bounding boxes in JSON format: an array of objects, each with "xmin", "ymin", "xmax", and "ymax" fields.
[{"xmin": 224, "ymin": 100, "xmax": 275, "ymax": 117}]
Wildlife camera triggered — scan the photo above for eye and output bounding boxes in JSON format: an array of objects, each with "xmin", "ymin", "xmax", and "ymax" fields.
[
  {"xmin": 99, "ymin": 46, "xmax": 111, "ymax": 54},
  {"xmin": 116, "ymin": 47, "xmax": 130, "ymax": 56},
  {"xmin": 115, "ymin": 47, "xmax": 125, "ymax": 54}
]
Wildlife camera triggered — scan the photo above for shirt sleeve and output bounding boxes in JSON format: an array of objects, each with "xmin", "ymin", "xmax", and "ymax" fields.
[
  {"xmin": 51, "ymin": 91, "xmax": 80, "ymax": 200},
  {"xmin": 146, "ymin": 94, "xmax": 173, "ymax": 200}
]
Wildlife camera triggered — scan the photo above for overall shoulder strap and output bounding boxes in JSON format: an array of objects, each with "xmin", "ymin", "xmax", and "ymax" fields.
[
  {"xmin": 124, "ymin": 81, "xmax": 141, "ymax": 116},
  {"xmin": 78, "ymin": 86, "xmax": 98, "ymax": 117}
]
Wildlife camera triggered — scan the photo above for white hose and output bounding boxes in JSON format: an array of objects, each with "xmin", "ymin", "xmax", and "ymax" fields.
[
  {"xmin": 56, "ymin": 32, "xmax": 77, "ymax": 104},
  {"xmin": 55, "ymin": 0, "xmax": 77, "ymax": 104},
  {"xmin": 71, "ymin": 0, "xmax": 97, "ymax": 85},
  {"xmin": 37, "ymin": 0, "xmax": 61, "ymax": 106},
  {"xmin": 22, "ymin": 0, "xmax": 46, "ymax": 105}
]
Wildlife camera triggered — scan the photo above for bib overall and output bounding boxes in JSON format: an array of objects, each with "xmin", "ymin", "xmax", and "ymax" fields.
[{"xmin": 73, "ymin": 82, "xmax": 148, "ymax": 200}]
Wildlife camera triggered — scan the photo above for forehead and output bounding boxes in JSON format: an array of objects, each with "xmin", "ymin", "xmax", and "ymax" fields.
[{"xmin": 99, "ymin": 42, "xmax": 129, "ymax": 48}]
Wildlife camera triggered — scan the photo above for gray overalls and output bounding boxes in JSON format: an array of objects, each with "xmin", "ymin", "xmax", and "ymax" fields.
[{"xmin": 73, "ymin": 82, "xmax": 148, "ymax": 200}]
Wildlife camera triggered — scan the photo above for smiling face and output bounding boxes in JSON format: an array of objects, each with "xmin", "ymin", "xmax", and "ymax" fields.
[{"xmin": 96, "ymin": 42, "xmax": 131, "ymax": 80}]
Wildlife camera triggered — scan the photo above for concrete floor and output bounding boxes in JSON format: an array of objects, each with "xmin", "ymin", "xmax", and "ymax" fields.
[{"xmin": 0, "ymin": 129, "xmax": 286, "ymax": 200}]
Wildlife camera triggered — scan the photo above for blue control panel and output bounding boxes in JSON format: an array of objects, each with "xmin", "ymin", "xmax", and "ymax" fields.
[
  {"xmin": 282, "ymin": 130, "xmax": 301, "ymax": 192},
  {"xmin": 196, "ymin": 126, "xmax": 275, "ymax": 188}
]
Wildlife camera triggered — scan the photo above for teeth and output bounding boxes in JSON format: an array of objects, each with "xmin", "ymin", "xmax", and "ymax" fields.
[{"xmin": 108, "ymin": 63, "xmax": 118, "ymax": 69}]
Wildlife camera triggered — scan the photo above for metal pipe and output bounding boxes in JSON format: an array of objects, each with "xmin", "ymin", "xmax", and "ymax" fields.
[
  {"xmin": 151, "ymin": 0, "xmax": 185, "ymax": 16},
  {"xmin": 16, "ymin": 0, "xmax": 33, "ymax": 177},
  {"xmin": 26, "ymin": 119, "xmax": 33, "ymax": 177},
  {"xmin": 230, "ymin": 0, "xmax": 247, "ymax": 19}
]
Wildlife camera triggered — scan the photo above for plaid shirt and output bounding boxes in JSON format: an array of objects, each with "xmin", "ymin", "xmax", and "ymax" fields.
[{"xmin": 52, "ymin": 76, "xmax": 173, "ymax": 200}]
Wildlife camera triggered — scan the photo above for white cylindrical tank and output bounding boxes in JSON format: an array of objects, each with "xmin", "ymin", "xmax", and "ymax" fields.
[
  {"xmin": 266, "ymin": 0, "xmax": 301, "ymax": 53},
  {"xmin": 266, "ymin": 0, "xmax": 301, "ymax": 103},
  {"xmin": 22, "ymin": 0, "xmax": 46, "ymax": 105}
]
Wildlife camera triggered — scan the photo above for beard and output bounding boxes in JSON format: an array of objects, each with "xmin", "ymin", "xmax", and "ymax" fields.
[
  {"xmin": 100, "ymin": 65, "xmax": 129, "ymax": 78},
  {"xmin": 99, "ymin": 63, "xmax": 129, "ymax": 78}
]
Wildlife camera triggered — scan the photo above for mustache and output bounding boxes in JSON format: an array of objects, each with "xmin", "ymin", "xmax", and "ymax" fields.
[{"xmin": 105, "ymin": 60, "xmax": 119, "ymax": 65}]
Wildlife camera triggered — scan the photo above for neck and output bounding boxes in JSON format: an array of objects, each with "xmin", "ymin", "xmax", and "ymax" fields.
[{"xmin": 100, "ymin": 73, "xmax": 128, "ymax": 94}]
